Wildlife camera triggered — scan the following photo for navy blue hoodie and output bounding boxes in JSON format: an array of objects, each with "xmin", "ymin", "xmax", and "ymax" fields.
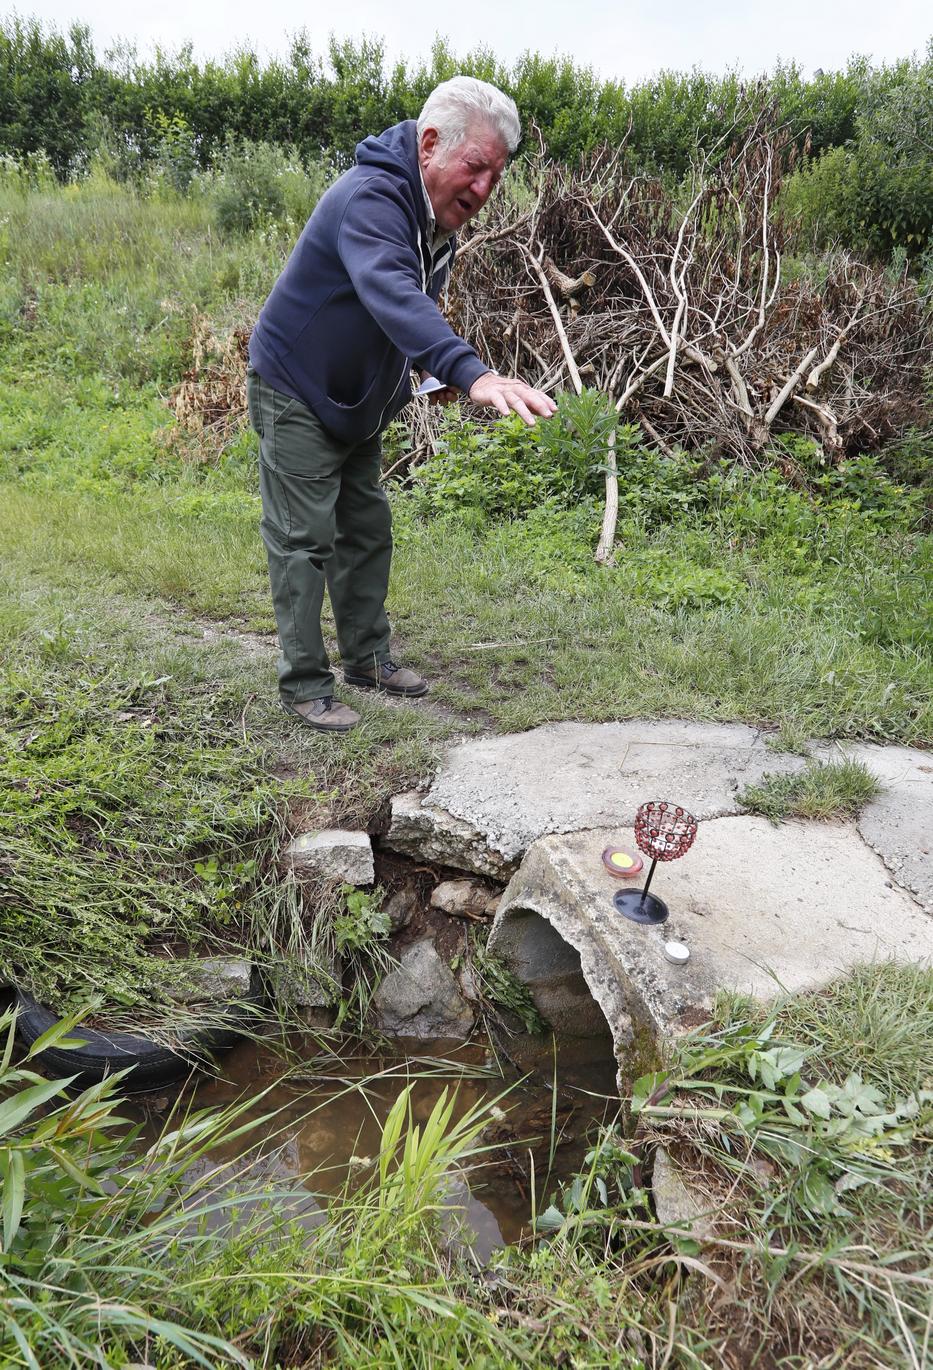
[{"xmin": 248, "ymin": 120, "xmax": 490, "ymax": 445}]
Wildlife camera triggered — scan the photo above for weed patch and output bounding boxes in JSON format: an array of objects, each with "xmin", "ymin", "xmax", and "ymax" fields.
[
  {"xmin": 738, "ymin": 757, "xmax": 882, "ymax": 822},
  {"xmin": 0, "ymin": 648, "xmax": 286, "ymax": 1009},
  {"xmin": 541, "ymin": 965, "xmax": 933, "ymax": 1367}
]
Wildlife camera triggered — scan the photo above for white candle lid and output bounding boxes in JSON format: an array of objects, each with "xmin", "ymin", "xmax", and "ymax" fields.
[{"xmin": 664, "ymin": 940, "xmax": 690, "ymax": 965}]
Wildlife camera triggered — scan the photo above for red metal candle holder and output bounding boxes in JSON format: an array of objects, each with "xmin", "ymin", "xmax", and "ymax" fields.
[{"xmin": 613, "ymin": 800, "xmax": 698, "ymax": 925}]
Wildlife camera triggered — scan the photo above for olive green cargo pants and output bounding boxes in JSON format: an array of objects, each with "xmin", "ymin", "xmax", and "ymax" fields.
[{"xmin": 246, "ymin": 367, "xmax": 392, "ymax": 704}]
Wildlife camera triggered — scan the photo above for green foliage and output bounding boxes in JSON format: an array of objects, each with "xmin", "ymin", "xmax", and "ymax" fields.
[
  {"xmin": 782, "ymin": 43, "xmax": 933, "ymax": 257},
  {"xmin": 2, "ymin": 14, "xmax": 930, "ymax": 266},
  {"xmin": 211, "ymin": 137, "xmax": 285, "ymax": 234},
  {"xmin": 334, "ymin": 883, "xmax": 391, "ymax": 953},
  {"xmin": 880, "ymin": 426, "xmax": 933, "ymax": 516},
  {"xmin": 147, "ymin": 107, "xmax": 199, "ymax": 193},
  {"xmin": 621, "ymin": 546, "xmax": 744, "ymax": 610},
  {"xmin": 537, "ymin": 972, "xmax": 932, "ymax": 1366},
  {"xmin": 0, "ymin": 1006, "xmax": 264, "ymax": 1364},
  {"xmin": 411, "ymin": 390, "xmax": 621, "ymax": 520},
  {"xmin": 738, "ymin": 758, "xmax": 882, "ymax": 822},
  {"xmin": 208, "ymin": 138, "xmax": 329, "ymax": 236},
  {"xmin": 629, "ymin": 1014, "xmax": 931, "ymax": 1222},
  {"xmin": 0, "ymin": 15, "xmax": 95, "ymax": 176},
  {"xmin": 467, "ymin": 930, "xmax": 547, "ymax": 1035},
  {"xmin": 0, "ymin": 621, "xmax": 286, "ymax": 1009}
]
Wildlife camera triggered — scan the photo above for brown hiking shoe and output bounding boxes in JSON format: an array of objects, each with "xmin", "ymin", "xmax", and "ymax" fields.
[
  {"xmin": 281, "ymin": 696, "xmax": 360, "ymax": 732},
  {"xmin": 343, "ymin": 658, "xmax": 429, "ymax": 697}
]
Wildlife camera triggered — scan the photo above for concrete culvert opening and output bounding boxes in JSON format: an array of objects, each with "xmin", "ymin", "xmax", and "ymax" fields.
[{"xmin": 486, "ymin": 906, "xmax": 612, "ymax": 1043}]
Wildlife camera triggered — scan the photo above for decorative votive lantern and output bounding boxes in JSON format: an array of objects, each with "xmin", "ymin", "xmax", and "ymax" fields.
[{"xmin": 613, "ymin": 800, "xmax": 698, "ymax": 925}]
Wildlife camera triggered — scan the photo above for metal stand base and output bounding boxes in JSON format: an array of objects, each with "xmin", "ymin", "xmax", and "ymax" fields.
[{"xmin": 613, "ymin": 888, "xmax": 670, "ymax": 925}]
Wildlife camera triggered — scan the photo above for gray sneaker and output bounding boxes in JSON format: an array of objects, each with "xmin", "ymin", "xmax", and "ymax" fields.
[
  {"xmin": 343, "ymin": 658, "xmax": 429, "ymax": 697},
  {"xmin": 281, "ymin": 696, "xmax": 360, "ymax": 732}
]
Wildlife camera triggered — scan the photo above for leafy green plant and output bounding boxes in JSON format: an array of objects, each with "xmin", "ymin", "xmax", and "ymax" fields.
[
  {"xmin": 535, "ymin": 979, "xmax": 932, "ymax": 1367},
  {"xmin": 467, "ymin": 930, "xmax": 547, "ymax": 1036},
  {"xmin": 333, "ymin": 883, "xmax": 390, "ymax": 952}
]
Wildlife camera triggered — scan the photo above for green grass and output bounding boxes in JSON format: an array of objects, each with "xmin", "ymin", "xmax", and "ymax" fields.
[
  {"xmin": 390, "ymin": 510, "xmax": 933, "ymax": 743},
  {"xmin": 738, "ymin": 757, "xmax": 883, "ymax": 822},
  {"xmin": 547, "ymin": 965, "xmax": 933, "ymax": 1367},
  {"xmin": 0, "ymin": 564, "xmax": 451, "ymax": 1015},
  {"xmin": 2, "ymin": 474, "xmax": 930, "ymax": 744}
]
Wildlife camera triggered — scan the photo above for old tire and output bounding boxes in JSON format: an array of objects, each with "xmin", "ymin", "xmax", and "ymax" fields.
[{"xmin": 14, "ymin": 980, "xmax": 264, "ymax": 1092}]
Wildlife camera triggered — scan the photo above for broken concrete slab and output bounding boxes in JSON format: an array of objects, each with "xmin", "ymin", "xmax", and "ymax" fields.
[
  {"xmin": 387, "ymin": 790, "xmax": 513, "ymax": 877},
  {"xmin": 284, "ymin": 829, "xmax": 374, "ymax": 886},
  {"xmin": 373, "ymin": 938, "xmax": 475, "ymax": 1039},
  {"xmin": 814, "ymin": 741, "xmax": 933, "ymax": 914},
  {"xmin": 386, "ymin": 720, "xmax": 809, "ymax": 877},
  {"xmin": 488, "ymin": 817, "xmax": 933, "ymax": 1075}
]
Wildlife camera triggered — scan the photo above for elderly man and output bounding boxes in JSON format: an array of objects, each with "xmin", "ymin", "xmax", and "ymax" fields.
[{"xmin": 247, "ymin": 76, "xmax": 555, "ymax": 732}]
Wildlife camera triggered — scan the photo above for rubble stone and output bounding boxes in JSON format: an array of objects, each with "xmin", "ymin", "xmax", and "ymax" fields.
[
  {"xmin": 284, "ymin": 829, "xmax": 374, "ymax": 886},
  {"xmin": 430, "ymin": 879, "xmax": 492, "ymax": 917},
  {"xmin": 172, "ymin": 956, "xmax": 254, "ymax": 1004},
  {"xmin": 373, "ymin": 939, "xmax": 474, "ymax": 1039}
]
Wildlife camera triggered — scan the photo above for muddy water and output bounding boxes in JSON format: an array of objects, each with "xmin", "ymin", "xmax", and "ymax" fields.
[{"xmin": 134, "ymin": 1031, "xmax": 619, "ymax": 1257}]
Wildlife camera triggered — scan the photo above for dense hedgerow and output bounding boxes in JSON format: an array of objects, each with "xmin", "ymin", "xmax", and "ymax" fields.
[{"xmin": 1, "ymin": 16, "xmax": 932, "ymax": 257}]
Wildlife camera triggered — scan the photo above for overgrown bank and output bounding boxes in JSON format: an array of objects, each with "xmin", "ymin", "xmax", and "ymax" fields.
[{"xmin": 2, "ymin": 965, "xmax": 930, "ymax": 1367}]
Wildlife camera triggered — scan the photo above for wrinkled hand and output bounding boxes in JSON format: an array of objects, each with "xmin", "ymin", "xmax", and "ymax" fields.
[{"xmin": 468, "ymin": 372, "xmax": 557, "ymax": 426}]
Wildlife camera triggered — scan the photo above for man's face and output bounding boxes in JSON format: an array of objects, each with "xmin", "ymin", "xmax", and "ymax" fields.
[{"xmin": 419, "ymin": 123, "xmax": 509, "ymax": 233}]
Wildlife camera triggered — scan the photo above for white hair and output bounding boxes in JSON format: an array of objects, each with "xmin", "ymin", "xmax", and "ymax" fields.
[{"xmin": 417, "ymin": 76, "xmax": 520, "ymax": 156}]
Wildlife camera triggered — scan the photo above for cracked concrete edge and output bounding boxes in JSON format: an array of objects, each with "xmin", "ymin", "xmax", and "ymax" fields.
[
  {"xmin": 386, "ymin": 789, "xmax": 753, "ymax": 879},
  {"xmin": 811, "ymin": 740, "xmax": 933, "ymax": 914},
  {"xmin": 386, "ymin": 791, "xmax": 517, "ymax": 877},
  {"xmin": 388, "ymin": 769, "xmax": 931, "ymax": 917},
  {"xmin": 854, "ymin": 822, "xmax": 932, "ymax": 914},
  {"xmin": 489, "ymin": 841, "xmax": 634, "ymax": 1066}
]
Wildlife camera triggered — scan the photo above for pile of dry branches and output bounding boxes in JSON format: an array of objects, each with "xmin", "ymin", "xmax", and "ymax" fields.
[
  {"xmin": 450, "ymin": 118, "xmax": 931, "ymax": 468},
  {"xmin": 169, "ymin": 311, "xmax": 249, "ymax": 442}
]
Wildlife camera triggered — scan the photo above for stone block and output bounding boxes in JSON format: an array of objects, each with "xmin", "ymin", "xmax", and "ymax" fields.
[
  {"xmin": 387, "ymin": 792, "xmax": 512, "ymax": 877},
  {"xmin": 430, "ymin": 878, "xmax": 493, "ymax": 917},
  {"xmin": 266, "ymin": 952, "xmax": 341, "ymax": 1011},
  {"xmin": 384, "ymin": 886, "xmax": 419, "ymax": 931},
  {"xmin": 284, "ymin": 829, "xmax": 374, "ymax": 886},
  {"xmin": 652, "ymin": 1145, "xmax": 715, "ymax": 1241},
  {"xmin": 172, "ymin": 956, "xmax": 254, "ymax": 1004}
]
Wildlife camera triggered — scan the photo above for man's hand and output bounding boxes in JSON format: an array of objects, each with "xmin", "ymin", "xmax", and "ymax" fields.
[{"xmin": 468, "ymin": 372, "xmax": 557, "ymax": 426}]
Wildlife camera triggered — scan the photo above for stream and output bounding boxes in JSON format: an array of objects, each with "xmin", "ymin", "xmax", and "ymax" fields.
[{"xmin": 133, "ymin": 1028, "xmax": 620, "ymax": 1258}]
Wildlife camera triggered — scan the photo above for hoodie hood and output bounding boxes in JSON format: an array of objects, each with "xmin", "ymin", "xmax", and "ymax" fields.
[{"xmin": 356, "ymin": 120, "xmax": 422, "ymax": 187}]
